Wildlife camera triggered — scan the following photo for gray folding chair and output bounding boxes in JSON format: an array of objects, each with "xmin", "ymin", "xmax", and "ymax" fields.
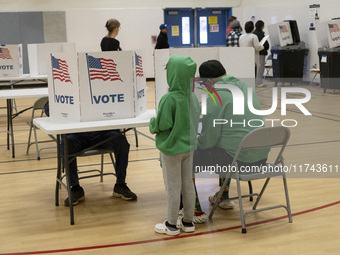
[
  {"xmin": 264, "ymin": 54, "xmax": 273, "ymax": 79},
  {"xmin": 209, "ymin": 126, "xmax": 293, "ymax": 233},
  {"xmin": 56, "ymin": 149, "xmax": 116, "ymax": 202},
  {"xmin": 73, "ymin": 149, "xmax": 116, "ymax": 182},
  {"xmin": 26, "ymin": 96, "xmax": 56, "ymax": 160}
]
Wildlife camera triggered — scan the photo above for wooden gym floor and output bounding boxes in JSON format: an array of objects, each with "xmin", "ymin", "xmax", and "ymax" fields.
[{"xmin": 0, "ymin": 80, "xmax": 339, "ymax": 254}]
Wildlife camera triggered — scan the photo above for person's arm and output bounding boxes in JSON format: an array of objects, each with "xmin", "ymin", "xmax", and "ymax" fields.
[
  {"xmin": 253, "ymin": 35, "xmax": 264, "ymax": 51},
  {"xmin": 263, "ymin": 39, "xmax": 269, "ymax": 51},
  {"xmin": 149, "ymin": 96, "xmax": 173, "ymax": 134}
]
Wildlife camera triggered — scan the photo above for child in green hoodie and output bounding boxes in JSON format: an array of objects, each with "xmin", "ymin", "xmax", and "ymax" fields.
[{"xmin": 149, "ymin": 55, "xmax": 201, "ymax": 236}]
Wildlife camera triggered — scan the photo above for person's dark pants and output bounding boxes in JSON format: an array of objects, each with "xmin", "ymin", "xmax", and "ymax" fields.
[{"xmin": 61, "ymin": 131, "xmax": 130, "ymax": 187}]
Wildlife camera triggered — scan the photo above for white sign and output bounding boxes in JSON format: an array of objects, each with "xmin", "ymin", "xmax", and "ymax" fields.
[
  {"xmin": 0, "ymin": 44, "xmax": 23, "ymax": 77},
  {"xmin": 48, "ymin": 52, "xmax": 81, "ymax": 121}
]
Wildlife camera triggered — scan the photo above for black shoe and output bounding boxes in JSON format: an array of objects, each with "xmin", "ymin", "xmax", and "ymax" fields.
[
  {"xmin": 113, "ymin": 183, "xmax": 137, "ymax": 201},
  {"xmin": 64, "ymin": 185, "xmax": 85, "ymax": 206}
]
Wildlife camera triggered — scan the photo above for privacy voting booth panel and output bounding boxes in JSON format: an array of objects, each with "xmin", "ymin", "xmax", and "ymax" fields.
[
  {"xmin": 154, "ymin": 47, "xmax": 255, "ymax": 108},
  {"xmin": 316, "ymin": 20, "xmax": 340, "ymax": 49},
  {"xmin": 28, "ymin": 43, "xmax": 76, "ymax": 76},
  {"xmin": 268, "ymin": 22, "xmax": 294, "ymax": 47},
  {"xmin": 0, "ymin": 44, "xmax": 23, "ymax": 77},
  {"xmin": 48, "ymin": 51, "xmax": 147, "ymax": 122},
  {"xmin": 47, "ymin": 52, "xmax": 81, "ymax": 121}
]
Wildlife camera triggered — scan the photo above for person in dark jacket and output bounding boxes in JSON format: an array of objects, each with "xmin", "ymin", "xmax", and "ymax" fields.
[
  {"xmin": 155, "ymin": 24, "xmax": 170, "ymax": 49},
  {"xmin": 253, "ymin": 20, "xmax": 270, "ymax": 87},
  {"xmin": 100, "ymin": 18, "xmax": 122, "ymax": 51}
]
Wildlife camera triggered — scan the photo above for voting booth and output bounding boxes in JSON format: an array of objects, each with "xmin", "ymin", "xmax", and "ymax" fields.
[
  {"xmin": 47, "ymin": 51, "xmax": 147, "ymax": 122},
  {"xmin": 268, "ymin": 21, "xmax": 308, "ymax": 85},
  {"xmin": 0, "ymin": 44, "xmax": 23, "ymax": 77},
  {"xmin": 316, "ymin": 20, "xmax": 340, "ymax": 49},
  {"xmin": 154, "ymin": 47, "xmax": 255, "ymax": 108},
  {"xmin": 268, "ymin": 22, "xmax": 294, "ymax": 47},
  {"xmin": 316, "ymin": 20, "xmax": 340, "ymax": 91},
  {"xmin": 28, "ymin": 43, "xmax": 76, "ymax": 76}
]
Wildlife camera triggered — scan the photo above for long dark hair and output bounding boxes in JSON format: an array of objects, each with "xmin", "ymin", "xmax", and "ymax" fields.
[{"xmin": 255, "ymin": 20, "xmax": 265, "ymax": 31}]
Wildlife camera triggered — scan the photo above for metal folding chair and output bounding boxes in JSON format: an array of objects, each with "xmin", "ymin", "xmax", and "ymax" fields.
[
  {"xmin": 26, "ymin": 97, "xmax": 56, "ymax": 160},
  {"xmin": 209, "ymin": 126, "xmax": 293, "ymax": 233}
]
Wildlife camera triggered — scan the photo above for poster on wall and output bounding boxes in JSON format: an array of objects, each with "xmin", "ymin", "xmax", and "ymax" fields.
[
  {"xmin": 309, "ymin": 4, "xmax": 320, "ymax": 30},
  {"xmin": 172, "ymin": 26, "xmax": 179, "ymax": 36},
  {"xmin": 210, "ymin": 24, "xmax": 219, "ymax": 32}
]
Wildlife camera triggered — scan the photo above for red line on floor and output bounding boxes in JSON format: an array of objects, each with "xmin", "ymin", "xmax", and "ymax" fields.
[{"xmin": 2, "ymin": 200, "xmax": 340, "ymax": 255}]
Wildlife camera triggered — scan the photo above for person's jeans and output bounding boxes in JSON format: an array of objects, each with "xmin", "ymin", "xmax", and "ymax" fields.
[{"xmin": 61, "ymin": 131, "xmax": 130, "ymax": 187}]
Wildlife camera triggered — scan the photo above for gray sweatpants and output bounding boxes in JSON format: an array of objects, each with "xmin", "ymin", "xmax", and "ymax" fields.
[{"xmin": 161, "ymin": 152, "xmax": 195, "ymax": 225}]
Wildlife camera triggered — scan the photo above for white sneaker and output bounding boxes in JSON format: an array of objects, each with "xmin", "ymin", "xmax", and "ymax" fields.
[
  {"xmin": 209, "ymin": 192, "xmax": 234, "ymax": 210},
  {"xmin": 155, "ymin": 221, "xmax": 180, "ymax": 236},
  {"xmin": 256, "ymin": 84, "xmax": 267, "ymax": 88},
  {"xmin": 193, "ymin": 212, "xmax": 208, "ymax": 224},
  {"xmin": 218, "ymin": 199, "xmax": 235, "ymax": 209},
  {"xmin": 176, "ymin": 216, "xmax": 195, "ymax": 233}
]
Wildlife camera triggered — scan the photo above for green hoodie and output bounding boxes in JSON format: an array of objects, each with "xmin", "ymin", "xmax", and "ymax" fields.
[
  {"xmin": 149, "ymin": 55, "xmax": 201, "ymax": 155},
  {"xmin": 198, "ymin": 75, "xmax": 270, "ymax": 163}
]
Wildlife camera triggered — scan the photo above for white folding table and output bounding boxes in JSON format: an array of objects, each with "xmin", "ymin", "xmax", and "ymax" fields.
[
  {"xmin": 33, "ymin": 109, "xmax": 156, "ymax": 225},
  {"xmin": 0, "ymin": 74, "xmax": 47, "ymax": 89},
  {"xmin": 0, "ymin": 88, "xmax": 49, "ymax": 158}
]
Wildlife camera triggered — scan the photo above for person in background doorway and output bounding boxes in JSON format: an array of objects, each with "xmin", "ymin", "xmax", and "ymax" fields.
[
  {"xmin": 225, "ymin": 16, "xmax": 237, "ymax": 38},
  {"xmin": 101, "ymin": 18, "xmax": 122, "ymax": 51},
  {"xmin": 253, "ymin": 20, "xmax": 270, "ymax": 87},
  {"xmin": 155, "ymin": 24, "xmax": 170, "ymax": 49},
  {"xmin": 226, "ymin": 20, "xmax": 242, "ymax": 47},
  {"xmin": 239, "ymin": 21, "xmax": 265, "ymax": 88}
]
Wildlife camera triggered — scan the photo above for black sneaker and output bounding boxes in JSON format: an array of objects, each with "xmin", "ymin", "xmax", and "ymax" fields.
[
  {"xmin": 64, "ymin": 185, "xmax": 85, "ymax": 206},
  {"xmin": 113, "ymin": 183, "xmax": 137, "ymax": 201}
]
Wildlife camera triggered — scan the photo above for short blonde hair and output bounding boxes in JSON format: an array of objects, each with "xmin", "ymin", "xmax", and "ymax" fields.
[{"xmin": 105, "ymin": 19, "xmax": 120, "ymax": 34}]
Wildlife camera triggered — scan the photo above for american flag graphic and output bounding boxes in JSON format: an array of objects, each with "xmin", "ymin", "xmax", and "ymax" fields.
[
  {"xmin": 87, "ymin": 55, "xmax": 123, "ymax": 82},
  {"xmin": 135, "ymin": 53, "xmax": 144, "ymax": 77},
  {"xmin": 279, "ymin": 25, "xmax": 289, "ymax": 33},
  {"xmin": 329, "ymin": 24, "xmax": 340, "ymax": 33},
  {"xmin": 0, "ymin": 47, "xmax": 12, "ymax": 60},
  {"xmin": 52, "ymin": 56, "xmax": 72, "ymax": 83}
]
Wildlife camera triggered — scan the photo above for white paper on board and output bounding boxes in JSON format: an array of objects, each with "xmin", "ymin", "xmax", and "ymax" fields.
[{"xmin": 260, "ymin": 35, "xmax": 269, "ymax": 46}]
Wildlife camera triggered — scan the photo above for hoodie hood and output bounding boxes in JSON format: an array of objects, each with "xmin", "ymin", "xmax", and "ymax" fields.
[{"xmin": 166, "ymin": 55, "xmax": 197, "ymax": 94}]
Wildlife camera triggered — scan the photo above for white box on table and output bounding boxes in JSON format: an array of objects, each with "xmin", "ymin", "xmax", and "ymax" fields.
[
  {"xmin": 0, "ymin": 44, "xmax": 23, "ymax": 77},
  {"xmin": 28, "ymin": 42, "xmax": 76, "ymax": 76},
  {"xmin": 47, "ymin": 50, "xmax": 147, "ymax": 122}
]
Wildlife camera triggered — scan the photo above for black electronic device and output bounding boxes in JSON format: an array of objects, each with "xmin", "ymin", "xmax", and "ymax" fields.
[{"xmin": 284, "ymin": 20, "xmax": 300, "ymax": 44}]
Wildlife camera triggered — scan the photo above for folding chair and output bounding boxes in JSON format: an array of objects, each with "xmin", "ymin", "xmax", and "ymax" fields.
[
  {"xmin": 26, "ymin": 96, "xmax": 56, "ymax": 160},
  {"xmin": 309, "ymin": 68, "xmax": 321, "ymax": 88},
  {"xmin": 58, "ymin": 149, "xmax": 116, "ymax": 185},
  {"xmin": 264, "ymin": 55, "xmax": 273, "ymax": 79},
  {"xmin": 209, "ymin": 126, "xmax": 292, "ymax": 233}
]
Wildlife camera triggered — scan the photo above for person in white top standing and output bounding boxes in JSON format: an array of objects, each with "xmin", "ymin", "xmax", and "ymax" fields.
[{"xmin": 239, "ymin": 21, "xmax": 265, "ymax": 88}]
